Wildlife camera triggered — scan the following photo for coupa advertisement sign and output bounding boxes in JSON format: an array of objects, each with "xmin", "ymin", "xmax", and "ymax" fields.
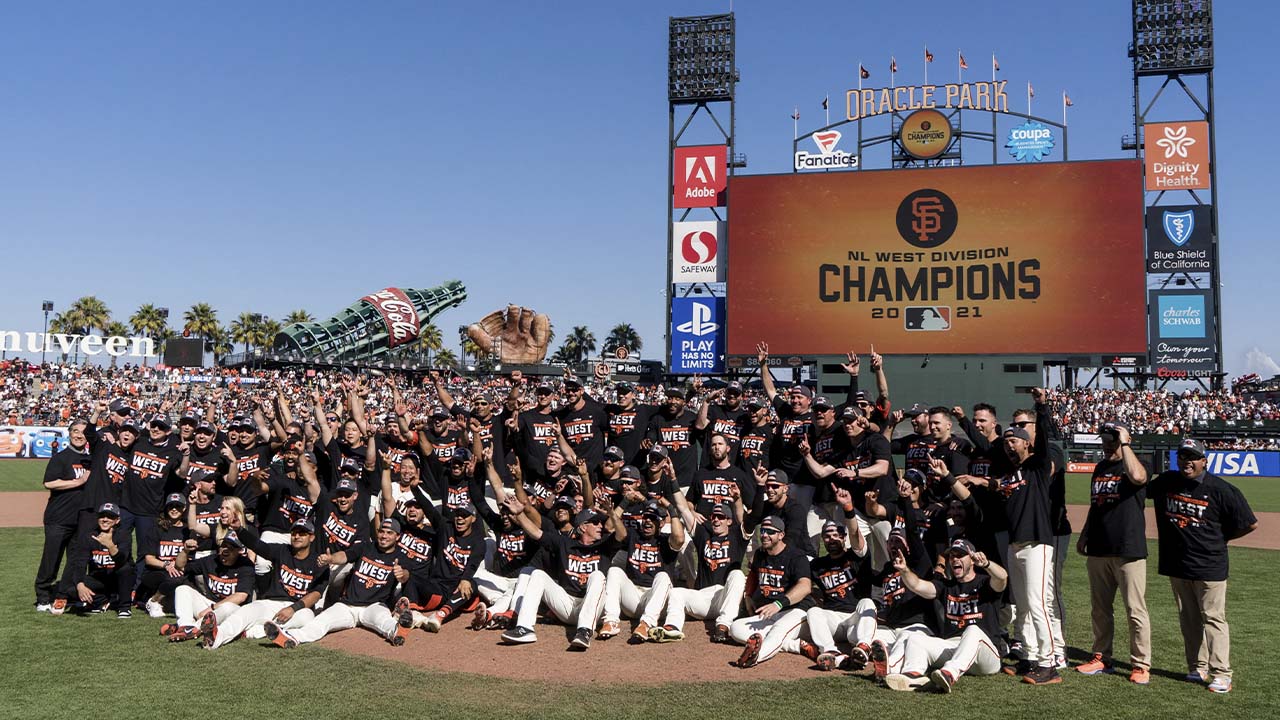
[
  {"xmin": 725, "ymin": 160, "xmax": 1147, "ymax": 355},
  {"xmin": 670, "ymin": 295, "xmax": 725, "ymax": 374},
  {"xmin": 1165, "ymin": 450, "xmax": 1280, "ymax": 477}
]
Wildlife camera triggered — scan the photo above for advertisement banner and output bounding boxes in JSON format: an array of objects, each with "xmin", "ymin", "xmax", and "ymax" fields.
[
  {"xmin": 725, "ymin": 160, "xmax": 1147, "ymax": 355},
  {"xmin": 1165, "ymin": 450, "xmax": 1280, "ymax": 477},
  {"xmin": 0, "ymin": 425, "xmax": 70, "ymax": 458},
  {"xmin": 360, "ymin": 288, "xmax": 421, "ymax": 349},
  {"xmin": 1146, "ymin": 205, "xmax": 1213, "ymax": 273},
  {"xmin": 1144, "ymin": 121, "xmax": 1210, "ymax": 191},
  {"xmin": 1148, "ymin": 289, "xmax": 1217, "ymax": 378},
  {"xmin": 672, "ymin": 221, "xmax": 726, "ymax": 282},
  {"xmin": 795, "ymin": 130, "xmax": 860, "ymax": 171},
  {"xmin": 670, "ymin": 294, "xmax": 726, "ymax": 374},
  {"xmin": 673, "ymin": 145, "xmax": 727, "ymax": 208}
]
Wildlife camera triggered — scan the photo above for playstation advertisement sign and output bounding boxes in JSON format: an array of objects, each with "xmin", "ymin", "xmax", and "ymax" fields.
[{"xmin": 670, "ymin": 293, "xmax": 726, "ymax": 374}]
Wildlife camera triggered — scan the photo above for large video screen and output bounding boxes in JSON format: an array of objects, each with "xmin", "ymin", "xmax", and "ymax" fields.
[{"xmin": 726, "ymin": 160, "xmax": 1146, "ymax": 355}]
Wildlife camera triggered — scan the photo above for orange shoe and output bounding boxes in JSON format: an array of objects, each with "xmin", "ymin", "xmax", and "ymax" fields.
[
  {"xmin": 1076, "ymin": 654, "xmax": 1111, "ymax": 675},
  {"xmin": 50, "ymin": 598, "xmax": 68, "ymax": 616},
  {"xmin": 628, "ymin": 622, "xmax": 651, "ymax": 645},
  {"xmin": 598, "ymin": 620, "xmax": 621, "ymax": 639},
  {"xmin": 1130, "ymin": 667, "xmax": 1151, "ymax": 685}
]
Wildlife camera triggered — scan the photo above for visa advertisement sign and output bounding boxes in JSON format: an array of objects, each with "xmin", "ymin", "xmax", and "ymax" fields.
[
  {"xmin": 1166, "ymin": 450, "xmax": 1280, "ymax": 477},
  {"xmin": 670, "ymin": 295, "xmax": 725, "ymax": 374}
]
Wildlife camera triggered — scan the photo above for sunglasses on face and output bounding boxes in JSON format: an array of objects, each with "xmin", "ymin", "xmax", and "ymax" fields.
[
  {"xmin": 325, "ymin": 416, "xmax": 339, "ymax": 422},
  {"xmin": 765, "ymin": 483, "xmax": 784, "ymax": 490},
  {"xmin": 759, "ymin": 528, "xmax": 782, "ymax": 536},
  {"xmin": 1010, "ymin": 421, "xmax": 1033, "ymax": 428}
]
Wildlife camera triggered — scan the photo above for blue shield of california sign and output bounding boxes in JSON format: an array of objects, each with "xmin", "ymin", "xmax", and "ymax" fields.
[{"xmin": 1162, "ymin": 209, "xmax": 1195, "ymax": 247}]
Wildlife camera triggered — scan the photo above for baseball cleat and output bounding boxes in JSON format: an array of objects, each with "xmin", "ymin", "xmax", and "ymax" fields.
[
  {"xmin": 870, "ymin": 640, "xmax": 889, "ymax": 680},
  {"xmin": 198, "ymin": 612, "xmax": 218, "ymax": 648},
  {"xmin": 570, "ymin": 628, "xmax": 593, "ymax": 650},
  {"xmin": 709, "ymin": 624, "xmax": 729, "ymax": 644},
  {"xmin": 423, "ymin": 611, "xmax": 443, "ymax": 633},
  {"xmin": 487, "ymin": 610, "xmax": 513, "ymax": 630},
  {"xmin": 145, "ymin": 599, "xmax": 165, "ymax": 618},
  {"xmin": 651, "ymin": 625, "xmax": 684, "ymax": 643},
  {"xmin": 737, "ymin": 633, "xmax": 763, "ymax": 668},
  {"xmin": 159, "ymin": 623, "xmax": 180, "ymax": 637},
  {"xmin": 501, "ymin": 626, "xmax": 537, "ymax": 644},
  {"xmin": 1185, "ymin": 670, "xmax": 1208, "ymax": 684},
  {"xmin": 930, "ymin": 668, "xmax": 956, "ymax": 693},
  {"xmin": 50, "ymin": 598, "xmax": 67, "ymax": 616},
  {"xmin": 168, "ymin": 626, "xmax": 197, "ymax": 642},
  {"xmin": 1129, "ymin": 668, "xmax": 1150, "ymax": 685},
  {"xmin": 817, "ymin": 652, "xmax": 846, "ymax": 672},
  {"xmin": 597, "ymin": 620, "xmax": 621, "ymax": 640},
  {"xmin": 1076, "ymin": 654, "xmax": 1111, "ymax": 675},
  {"xmin": 628, "ymin": 622, "xmax": 651, "ymax": 645},
  {"xmin": 798, "ymin": 640, "xmax": 819, "ymax": 662},
  {"xmin": 1022, "ymin": 666, "xmax": 1063, "ymax": 685},
  {"xmin": 469, "ymin": 603, "xmax": 490, "ymax": 631},
  {"xmin": 1053, "ymin": 654, "xmax": 1068, "ymax": 670},
  {"xmin": 884, "ymin": 672, "xmax": 929, "ymax": 691},
  {"xmin": 1003, "ymin": 659, "xmax": 1033, "ymax": 676},
  {"xmin": 848, "ymin": 643, "xmax": 870, "ymax": 670}
]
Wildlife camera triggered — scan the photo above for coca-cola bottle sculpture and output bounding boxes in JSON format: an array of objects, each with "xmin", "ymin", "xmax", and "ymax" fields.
[{"xmin": 272, "ymin": 281, "xmax": 467, "ymax": 362}]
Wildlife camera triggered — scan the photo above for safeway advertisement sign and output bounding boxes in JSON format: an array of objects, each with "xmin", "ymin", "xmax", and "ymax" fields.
[
  {"xmin": 672, "ymin": 220, "xmax": 726, "ymax": 282},
  {"xmin": 673, "ymin": 145, "xmax": 727, "ymax": 208}
]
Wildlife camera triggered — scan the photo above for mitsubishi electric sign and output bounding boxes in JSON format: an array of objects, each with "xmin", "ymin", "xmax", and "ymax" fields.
[{"xmin": 670, "ymin": 295, "xmax": 725, "ymax": 374}]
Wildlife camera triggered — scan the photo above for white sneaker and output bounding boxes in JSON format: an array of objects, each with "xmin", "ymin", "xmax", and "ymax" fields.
[
  {"xmin": 145, "ymin": 600, "xmax": 165, "ymax": 618},
  {"xmin": 1054, "ymin": 654, "xmax": 1068, "ymax": 670},
  {"xmin": 884, "ymin": 673, "xmax": 930, "ymax": 691},
  {"xmin": 1207, "ymin": 677, "xmax": 1232, "ymax": 694},
  {"xmin": 424, "ymin": 612, "xmax": 443, "ymax": 633},
  {"xmin": 35, "ymin": 603, "xmax": 52, "ymax": 613}
]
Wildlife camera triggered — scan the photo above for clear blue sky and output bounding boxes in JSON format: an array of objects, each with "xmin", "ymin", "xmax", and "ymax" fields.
[{"xmin": 1, "ymin": 1, "xmax": 1273, "ymax": 376}]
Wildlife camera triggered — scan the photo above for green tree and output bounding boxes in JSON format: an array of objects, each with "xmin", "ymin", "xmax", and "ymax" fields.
[
  {"xmin": 230, "ymin": 313, "xmax": 259, "ymax": 354},
  {"xmin": 64, "ymin": 296, "xmax": 111, "ymax": 363},
  {"xmin": 603, "ymin": 323, "xmax": 643, "ymax": 356},
  {"xmin": 128, "ymin": 304, "xmax": 170, "ymax": 367},
  {"xmin": 47, "ymin": 312, "xmax": 74, "ymax": 362},
  {"xmin": 433, "ymin": 348, "xmax": 458, "ymax": 369},
  {"xmin": 551, "ymin": 345, "xmax": 575, "ymax": 364},
  {"xmin": 211, "ymin": 325, "xmax": 234, "ymax": 364},
  {"xmin": 567, "ymin": 326, "xmax": 596, "ymax": 363},
  {"xmin": 183, "ymin": 303, "xmax": 220, "ymax": 342},
  {"xmin": 284, "ymin": 309, "xmax": 314, "ymax": 325},
  {"xmin": 102, "ymin": 321, "xmax": 130, "ymax": 367},
  {"xmin": 259, "ymin": 318, "xmax": 282, "ymax": 350},
  {"xmin": 416, "ymin": 323, "xmax": 443, "ymax": 365}
]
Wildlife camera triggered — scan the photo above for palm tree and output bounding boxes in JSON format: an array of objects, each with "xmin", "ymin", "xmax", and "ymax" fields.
[
  {"xmin": 103, "ymin": 321, "xmax": 130, "ymax": 367},
  {"xmin": 463, "ymin": 339, "xmax": 483, "ymax": 365},
  {"xmin": 259, "ymin": 318, "xmax": 282, "ymax": 351},
  {"xmin": 416, "ymin": 323, "xmax": 443, "ymax": 365},
  {"xmin": 129, "ymin": 304, "xmax": 170, "ymax": 366},
  {"xmin": 211, "ymin": 325, "xmax": 234, "ymax": 364},
  {"xmin": 230, "ymin": 313, "xmax": 259, "ymax": 354},
  {"xmin": 567, "ymin": 326, "xmax": 596, "ymax": 363},
  {"xmin": 603, "ymin": 323, "xmax": 643, "ymax": 356},
  {"xmin": 68, "ymin": 296, "xmax": 111, "ymax": 335},
  {"xmin": 284, "ymin": 309, "xmax": 314, "ymax": 325},
  {"xmin": 47, "ymin": 313, "xmax": 74, "ymax": 362},
  {"xmin": 183, "ymin": 303, "xmax": 220, "ymax": 342},
  {"xmin": 551, "ymin": 346, "xmax": 575, "ymax": 364},
  {"xmin": 433, "ymin": 348, "xmax": 458, "ymax": 369}
]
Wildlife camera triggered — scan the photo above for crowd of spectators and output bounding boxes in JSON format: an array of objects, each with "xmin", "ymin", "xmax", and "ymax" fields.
[{"xmin": 1046, "ymin": 387, "xmax": 1280, "ymax": 442}]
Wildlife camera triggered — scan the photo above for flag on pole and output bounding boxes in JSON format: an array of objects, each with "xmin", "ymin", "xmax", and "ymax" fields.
[
  {"xmin": 959, "ymin": 52, "xmax": 968, "ymax": 70},
  {"xmin": 1063, "ymin": 92, "xmax": 1073, "ymax": 107},
  {"xmin": 791, "ymin": 107, "xmax": 800, "ymax": 121},
  {"xmin": 859, "ymin": 64, "xmax": 870, "ymax": 79},
  {"xmin": 925, "ymin": 47, "xmax": 934, "ymax": 63},
  {"xmin": 890, "ymin": 56, "xmax": 898, "ymax": 73},
  {"xmin": 1028, "ymin": 82, "xmax": 1035, "ymax": 98},
  {"xmin": 993, "ymin": 54, "xmax": 1000, "ymax": 72},
  {"xmin": 821, "ymin": 96, "xmax": 828, "ymax": 110}
]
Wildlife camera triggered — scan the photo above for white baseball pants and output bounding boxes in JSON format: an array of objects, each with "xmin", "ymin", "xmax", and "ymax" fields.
[
  {"xmin": 729, "ymin": 607, "xmax": 808, "ymax": 665},
  {"xmin": 1009, "ymin": 541, "xmax": 1061, "ymax": 665},
  {"xmin": 208, "ymin": 599, "xmax": 315, "ymax": 648},
  {"xmin": 807, "ymin": 606, "xmax": 857, "ymax": 654},
  {"xmin": 663, "ymin": 569, "xmax": 746, "ymax": 631},
  {"xmin": 474, "ymin": 567, "xmax": 519, "ymax": 614},
  {"xmin": 173, "ymin": 584, "xmax": 239, "ymax": 629},
  {"xmin": 898, "ymin": 625, "xmax": 1003, "ymax": 678},
  {"xmin": 512, "ymin": 568, "xmax": 606, "ymax": 634},
  {"xmin": 602, "ymin": 567, "xmax": 672, "ymax": 627},
  {"xmin": 286, "ymin": 601, "xmax": 397, "ymax": 645},
  {"xmin": 847, "ymin": 598, "xmax": 926, "ymax": 674}
]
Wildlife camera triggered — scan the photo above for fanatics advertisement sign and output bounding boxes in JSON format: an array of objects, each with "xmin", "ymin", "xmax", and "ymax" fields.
[
  {"xmin": 725, "ymin": 160, "xmax": 1147, "ymax": 355},
  {"xmin": 672, "ymin": 220, "xmax": 726, "ymax": 282},
  {"xmin": 673, "ymin": 145, "xmax": 727, "ymax": 208}
]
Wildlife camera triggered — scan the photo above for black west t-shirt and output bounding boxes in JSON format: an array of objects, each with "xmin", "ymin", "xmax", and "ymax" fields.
[
  {"xmin": 314, "ymin": 491, "xmax": 372, "ymax": 553},
  {"xmin": 606, "ymin": 402, "xmax": 657, "ymax": 467},
  {"xmin": 82, "ymin": 442, "xmax": 132, "ymax": 511},
  {"xmin": 253, "ymin": 541, "xmax": 330, "ymax": 602},
  {"xmin": 186, "ymin": 555, "xmax": 255, "ymax": 602},
  {"xmin": 686, "ymin": 465, "xmax": 754, "ymax": 515},
  {"xmin": 558, "ymin": 399, "xmax": 609, "ymax": 469},
  {"xmin": 810, "ymin": 550, "xmax": 866, "ymax": 613},
  {"xmin": 341, "ymin": 542, "xmax": 407, "ymax": 606},
  {"xmin": 258, "ymin": 470, "xmax": 316, "ymax": 533},
  {"xmin": 43, "ymin": 445, "xmax": 91, "ymax": 525},
  {"xmin": 693, "ymin": 524, "xmax": 747, "ymax": 589},
  {"xmin": 227, "ymin": 444, "xmax": 272, "ymax": 506},
  {"xmin": 185, "ymin": 445, "xmax": 226, "ymax": 484},
  {"xmin": 703, "ymin": 403, "xmax": 751, "ymax": 463},
  {"xmin": 121, "ymin": 439, "xmax": 184, "ymax": 516},
  {"xmin": 191, "ymin": 494, "xmax": 224, "ymax": 553},
  {"xmin": 1149, "ymin": 470, "xmax": 1258, "ymax": 582},
  {"xmin": 838, "ymin": 433, "xmax": 899, "ymax": 521},
  {"xmin": 623, "ymin": 532, "xmax": 679, "ymax": 587},
  {"xmin": 538, "ymin": 531, "xmax": 620, "ymax": 598},
  {"xmin": 1084, "ymin": 457, "xmax": 1150, "ymax": 558},
  {"xmin": 140, "ymin": 523, "xmax": 189, "ymax": 563},
  {"xmin": 650, "ymin": 408, "xmax": 700, "ymax": 484},
  {"xmin": 431, "ymin": 526, "xmax": 486, "ymax": 586},
  {"xmin": 770, "ymin": 397, "xmax": 814, "ymax": 484},
  {"xmin": 993, "ymin": 452, "xmax": 1055, "ymax": 545},
  {"xmin": 515, "ymin": 409, "xmax": 559, "ymax": 472},
  {"xmin": 748, "ymin": 544, "xmax": 813, "ymax": 611},
  {"xmin": 737, "ymin": 422, "xmax": 775, "ymax": 472},
  {"xmin": 931, "ymin": 573, "xmax": 1002, "ymax": 640}
]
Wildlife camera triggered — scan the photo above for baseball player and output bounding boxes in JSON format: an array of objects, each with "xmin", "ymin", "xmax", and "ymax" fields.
[
  {"xmin": 807, "ymin": 486, "xmax": 869, "ymax": 671},
  {"xmin": 137, "ymin": 493, "xmax": 194, "ymax": 617},
  {"xmin": 883, "ymin": 539, "xmax": 1008, "ymax": 692},
  {"xmin": 202, "ymin": 519, "xmax": 328, "ymax": 649},
  {"xmin": 50, "ymin": 502, "xmax": 133, "ymax": 616},
  {"xmin": 397, "ymin": 493, "xmax": 487, "ymax": 633},
  {"xmin": 272, "ymin": 518, "xmax": 415, "ymax": 648},
  {"xmin": 35, "ymin": 420, "xmax": 92, "ymax": 612},
  {"xmin": 746, "ymin": 468, "xmax": 813, "ymax": 557},
  {"xmin": 652, "ymin": 497, "xmax": 750, "ymax": 644},
  {"xmin": 499, "ymin": 497, "xmax": 618, "ymax": 650},
  {"xmin": 254, "ymin": 438, "xmax": 321, "ymax": 545},
  {"xmin": 470, "ymin": 454, "xmax": 544, "ymax": 630},
  {"xmin": 599, "ymin": 499, "xmax": 685, "ymax": 644},
  {"xmin": 161, "ymin": 531, "xmax": 255, "ymax": 641},
  {"xmin": 730, "ymin": 515, "xmax": 813, "ymax": 668}
]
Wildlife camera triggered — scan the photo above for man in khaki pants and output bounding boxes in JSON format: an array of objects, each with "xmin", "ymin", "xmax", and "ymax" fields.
[
  {"xmin": 1149, "ymin": 438, "xmax": 1258, "ymax": 694},
  {"xmin": 1074, "ymin": 422, "xmax": 1151, "ymax": 684}
]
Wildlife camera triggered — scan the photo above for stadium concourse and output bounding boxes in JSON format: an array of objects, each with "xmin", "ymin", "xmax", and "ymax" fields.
[{"xmin": 7, "ymin": 355, "xmax": 1273, "ymax": 691}]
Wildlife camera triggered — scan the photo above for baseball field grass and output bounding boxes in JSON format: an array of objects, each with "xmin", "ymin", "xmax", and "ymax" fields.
[
  {"xmin": 9, "ymin": 462, "xmax": 1280, "ymax": 511},
  {"xmin": 3, "ymin": 526, "xmax": 1277, "ymax": 719}
]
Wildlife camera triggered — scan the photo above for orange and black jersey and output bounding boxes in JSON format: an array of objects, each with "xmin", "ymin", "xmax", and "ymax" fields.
[
  {"xmin": 746, "ymin": 545, "xmax": 813, "ymax": 611},
  {"xmin": 341, "ymin": 542, "xmax": 409, "ymax": 607},
  {"xmin": 314, "ymin": 490, "xmax": 372, "ymax": 553},
  {"xmin": 605, "ymin": 402, "xmax": 658, "ymax": 466},
  {"xmin": 1083, "ymin": 457, "xmax": 1149, "ymax": 559},
  {"xmin": 251, "ymin": 538, "xmax": 330, "ymax": 601},
  {"xmin": 258, "ymin": 469, "xmax": 316, "ymax": 533},
  {"xmin": 649, "ymin": 408, "xmax": 700, "ymax": 484},
  {"xmin": 810, "ymin": 550, "xmax": 868, "ymax": 613},
  {"xmin": 42, "ymin": 444, "xmax": 91, "ymax": 526},
  {"xmin": 930, "ymin": 573, "xmax": 1002, "ymax": 640},
  {"xmin": 558, "ymin": 398, "xmax": 609, "ymax": 469},
  {"xmin": 736, "ymin": 422, "xmax": 775, "ymax": 473},
  {"xmin": 537, "ymin": 530, "xmax": 620, "ymax": 598},
  {"xmin": 770, "ymin": 396, "xmax": 814, "ymax": 484},
  {"xmin": 121, "ymin": 438, "xmax": 184, "ymax": 516},
  {"xmin": 692, "ymin": 525, "xmax": 746, "ymax": 589},
  {"xmin": 1149, "ymin": 470, "xmax": 1257, "ymax": 582},
  {"xmin": 515, "ymin": 409, "xmax": 560, "ymax": 472},
  {"xmin": 686, "ymin": 465, "xmax": 754, "ymax": 515},
  {"xmin": 227, "ymin": 443, "xmax": 273, "ymax": 504},
  {"xmin": 80, "ymin": 437, "xmax": 132, "ymax": 512},
  {"xmin": 65, "ymin": 524, "xmax": 131, "ymax": 585},
  {"xmin": 623, "ymin": 533, "xmax": 679, "ymax": 587},
  {"xmin": 139, "ymin": 523, "xmax": 189, "ymax": 565},
  {"xmin": 185, "ymin": 555, "xmax": 255, "ymax": 602}
]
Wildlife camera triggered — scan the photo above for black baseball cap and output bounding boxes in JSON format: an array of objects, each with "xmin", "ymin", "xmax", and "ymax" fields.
[
  {"xmin": 563, "ymin": 377, "xmax": 582, "ymax": 390},
  {"xmin": 194, "ymin": 420, "xmax": 215, "ymax": 434},
  {"xmin": 841, "ymin": 406, "xmax": 865, "ymax": 423},
  {"xmin": 291, "ymin": 518, "xmax": 316, "ymax": 534},
  {"xmin": 450, "ymin": 447, "xmax": 472, "ymax": 464},
  {"xmin": 452, "ymin": 501, "xmax": 476, "ymax": 517},
  {"xmin": 746, "ymin": 398, "xmax": 766, "ymax": 410},
  {"xmin": 725, "ymin": 382, "xmax": 743, "ymax": 396},
  {"xmin": 709, "ymin": 501, "xmax": 732, "ymax": 519},
  {"xmin": 904, "ymin": 468, "xmax": 928, "ymax": 488},
  {"xmin": 648, "ymin": 445, "xmax": 669, "ymax": 459},
  {"xmin": 664, "ymin": 386, "xmax": 687, "ymax": 400},
  {"xmin": 813, "ymin": 396, "xmax": 834, "ymax": 412},
  {"xmin": 766, "ymin": 469, "xmax": 789, "ymax": 485},
  {"xmin": 853, "ymin": 390, "xmax": 870, "ymax": 403},
  {"xmin": 552, "ymin": 496, "xmax": 576, "ymax": 511},
  {"xmin": 334, "ymin": 478, "xmax": 358, "ymax": 495},
  {"xmin": 109, "ymin": 399, "xmax": 133, "ymax": 416},
  {"xmin": 574, "ymin": 508, "xmax": 604, "ymax": 528},
  {"xmin": 338, "ymin": 456, "xmax": 362, "ymax": 475},
  {"xmin": 430, "ymin": 408, "xmax": 451, "ymax": 421},
  {"xmin": 97, "ymin": 502, "xmax": 121, "ymax": 517},
  {"xmin": 535, "ymin": 384, "xmax": 554, "ymax": 395},
  {"xmin": 380, "ymin": 518, "xmax": 402, "ymax": 534},
  {"xmin": 230, "ymin": 416, "xmax": 252, "ymax": 430},
  {"xmin": 190, "ymin": 469, "xmax": 217, "ymax": 485},
  {"xmin": 149, "ymin": 414, "xmax": 172, "ymax": 430},
  {"xmin": 117, "ymin": 418, "xmax": 139, "ymax": 434},
  {"xmin": 220, "ymin": 531, "xmax": 245, "ymax": 550},
  {"xmin": 1177, "ymin": 438, "xmax": 1207, "ymax": 459},
  {"xmin": 760, "ymin": 515, "xmax": 786, "ymax": 533},
  {"xmin": 639, "ymin": 501, "xmax": 663, "ymax": 521},
  {"xmin": 164, "ymin": 493, "xmax": 186, "ymax": 509},
  {"xmin": 619, "ymin": 465, "xmax": 642, "ymax": 480},
  {"xmin": 615, "ymin": 382, "xmax": 634, "ymax": 395},
  {"xmin": 178, "ymin": 412, "xmax": 199, "ymax": 426},
  {"xmin": 907, "ymin": 403, "xmax": 930, "ymax": 417},
  {"xmin": 1100, "ymin": 422, "xmax": 1128, "ymax": 437},
  {"xmin": 603, "ymin": 446, "xmax": 625, "ymax": 461},
  {"xmin": 1002, "ymin": 427, "xmax": 1031, "ymax": 442},
  {"xmin": 947, "ymin": 538, "xmax": 977, "ymax": 556},
  {"xmin": 788, "ymin": 384, "xmax": 814, "ymax": 398},
  {"xmin": 821, "ymin": 519, "xmax": 847, "ymax": 536}
]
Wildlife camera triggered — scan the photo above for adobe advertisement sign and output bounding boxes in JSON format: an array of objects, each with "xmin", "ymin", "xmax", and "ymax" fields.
[
  {"xmin": 1144, "ymin": 121, "xmax": 1210, "ymax": 191},
  {"xmin": 670, "ymin": 293, "xmax": 725, "ymax": 374},
  {"xmin": 672, "ymin": 220, "xmax": 726, "ymax": 282},
  {"xmin": 725, "ymin": 160, "xmax": 1146, "ymax": 355},
  {"xmin": 1145, "ymin": 205, "xmax": 1212, "ymax": 273},
  {"xmin": 1148, "ymin": 289, "xmax": 1217, "ymax": 378},
  {"xmin": 673, "ymin": 145, "xmax": 727, "ymax": 208}
]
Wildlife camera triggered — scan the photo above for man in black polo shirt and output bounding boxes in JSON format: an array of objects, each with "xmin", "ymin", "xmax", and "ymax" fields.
[
  {"xmin": 1149, "ymin": 438, "xmax": 1257, "ymax": 694},
  {"xmin": 1075, "ymin": 422, "xmax": 1152, "ymax": 685}
]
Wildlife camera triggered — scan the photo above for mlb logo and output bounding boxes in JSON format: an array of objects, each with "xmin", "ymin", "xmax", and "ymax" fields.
[{"xmin": 904, "ymin": 306, "xmax": 951, "ymax": 331}]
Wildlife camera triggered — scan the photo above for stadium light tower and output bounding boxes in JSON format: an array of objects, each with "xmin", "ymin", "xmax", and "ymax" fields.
[
  {"xmin": 41, "ymin": 300, "xmax": 54, "ymax": 364},
  {"xmin": 1128, "ymin": 0, "xmax": 1221, "ymax": 390}
]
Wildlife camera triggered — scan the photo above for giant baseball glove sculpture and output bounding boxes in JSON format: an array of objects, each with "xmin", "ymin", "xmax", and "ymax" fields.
[{"xmin": 466, "ymin": 305, "xmax": 552, "ymax": 364}]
